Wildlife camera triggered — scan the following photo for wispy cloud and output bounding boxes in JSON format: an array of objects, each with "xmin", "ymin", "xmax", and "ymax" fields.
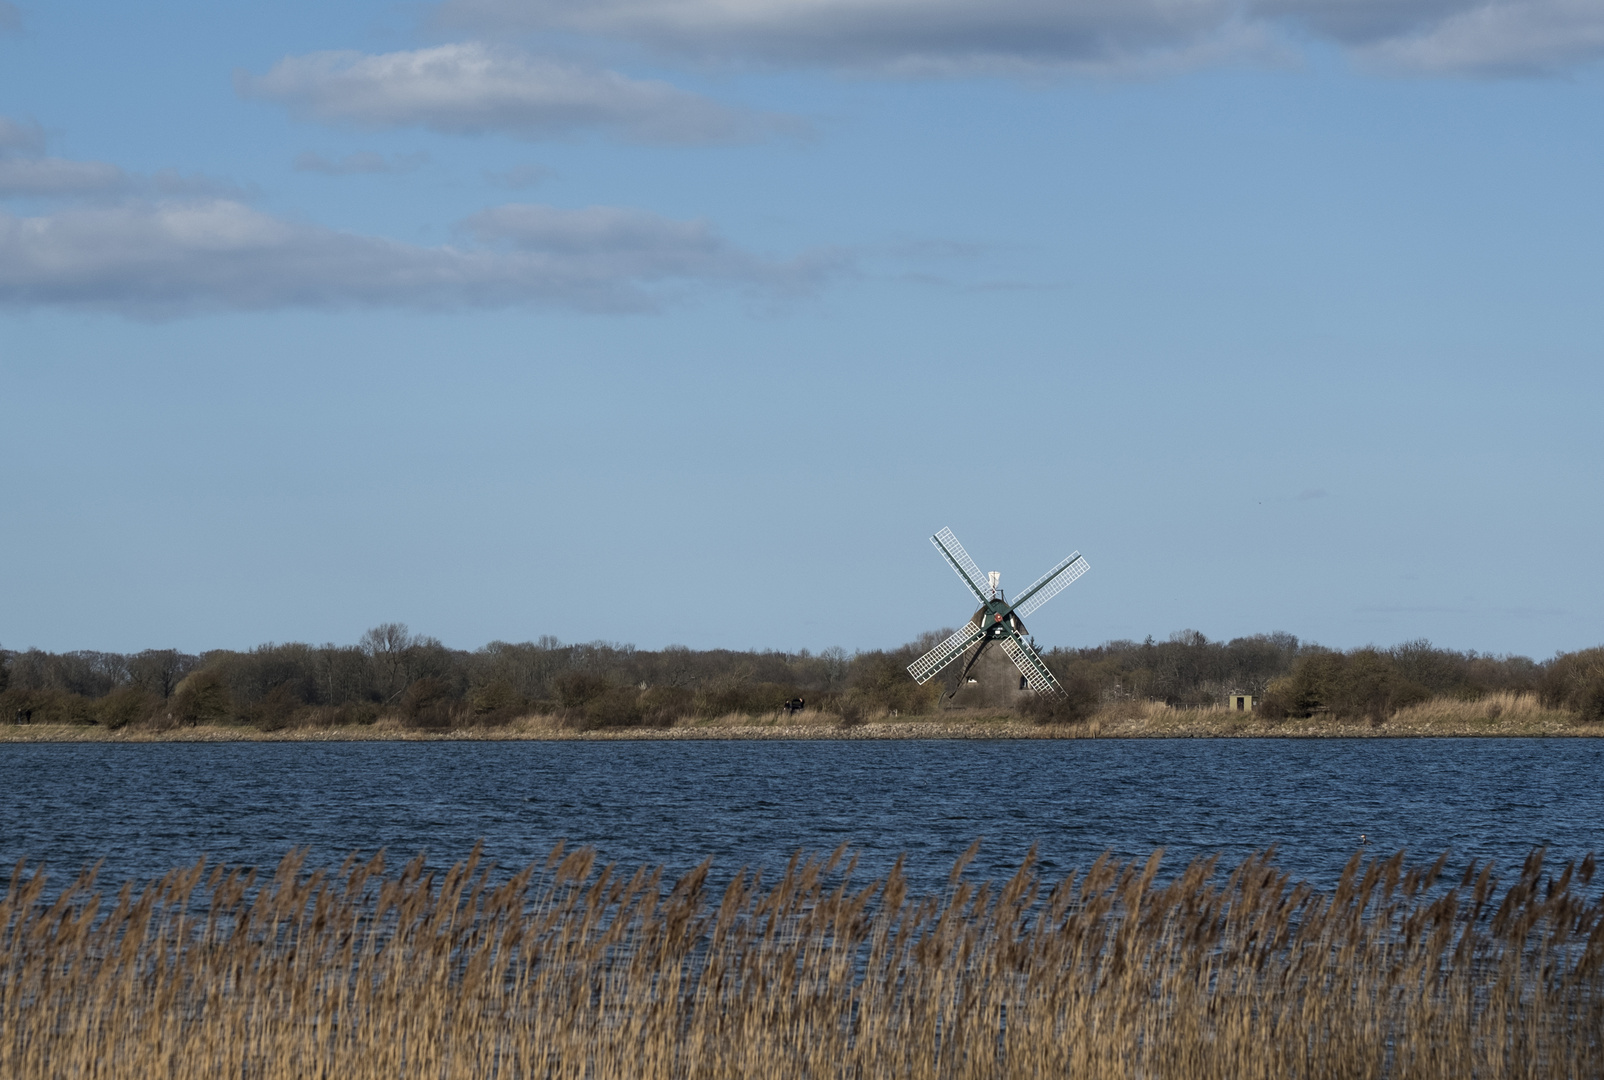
[
  {"xmin": 0, "ymin": 115, "xmax": 127, "ymax": 197},
  {"xmin": 438, "ymin": 0, "xmax": 1272, "ymax": 74},
  {"xmin": 1357, "ymin": 604, "xmax": 1570, "ymax": 617},
  {"xmin": 485, "ymin": 163, "xmax": 553, "ymax": 189},
  {"xmin": 0, "ymin": 116, "xmax": 44, "ymax": 153},
  {"xmin": 293, "ymin": 150, "xmax": 430, "ymax": 175},
  {"xmin": 0, "ymin": 115, "xmax": 247, "ymax": 200},
  {"xmin": 436, "ymin": 0, "xmax": 1604, "ymax": 76},
  {"xmin": 0, "ymin": 115, "xmax": 838, "ymax": 316},
  {"xmin": 0, "ymin": 156, "xmax": 125, "ymax": 197},
  {"xmin": 462, "ymin": 203, "xmax": 796, "ymax": 282},
  {"xmin": 239, "ymin": 43, "xmax": 785, "ymax": 144},
  {"xmin": 0, "ymin": 198, "xmax": 844, "ymax": 317}
]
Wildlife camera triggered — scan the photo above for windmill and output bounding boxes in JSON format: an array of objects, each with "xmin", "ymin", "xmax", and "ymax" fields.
[{"xmin": 906, "ymin": 527, "xmax": 1090, "ymax": 698}]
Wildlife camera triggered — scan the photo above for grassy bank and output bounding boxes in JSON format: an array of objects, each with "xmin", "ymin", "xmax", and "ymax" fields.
[
  {"xmin": 0, "ymin": 692, "xmax": 1594, "ymax": 741},
  {"xmin": 4, "ymin": 843, "xmax": 1601, "ymax": 1079}
]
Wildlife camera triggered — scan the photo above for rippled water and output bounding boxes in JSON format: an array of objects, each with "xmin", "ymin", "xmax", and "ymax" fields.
[{"xmin": 2, "ymin": 738, "xmax": 1601, "ymax": 895}]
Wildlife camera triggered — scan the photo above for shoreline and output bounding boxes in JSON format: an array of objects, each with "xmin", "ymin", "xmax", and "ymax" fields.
[{"xmin": 1, "ymin": 709, "xmax": 1596, "ymax": 743}]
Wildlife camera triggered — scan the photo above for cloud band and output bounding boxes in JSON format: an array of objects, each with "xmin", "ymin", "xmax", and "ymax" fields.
[
  {"xmin": 239, "ymin": 43, "xmax": 779, "ymax": 143},
  {"xmin": 435, "ymin": 0, "xmax": 1604, "ymax": 75},
  {"xmin": 0, "ymin": 199, "xmax": 840, "ymax": 317}
]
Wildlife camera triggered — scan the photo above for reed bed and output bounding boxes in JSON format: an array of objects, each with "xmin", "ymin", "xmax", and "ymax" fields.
[
  {"xmin": 4, "ymin": 842, "xmax": 1602, "ymax": 1079},
  {"xmin": 1388, "ymin": 691, "xmax": 1563, "ymax": 728}
]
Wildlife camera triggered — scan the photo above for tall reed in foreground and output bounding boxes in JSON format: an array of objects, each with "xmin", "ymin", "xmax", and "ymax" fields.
[{"xmin": 3, "ymin": 842, "xmax": 1601, "ymax": 1079}]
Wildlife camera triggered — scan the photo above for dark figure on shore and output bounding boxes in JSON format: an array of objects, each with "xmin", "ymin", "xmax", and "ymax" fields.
[{"xmin": 783, "ymin": 698, "xmax": 805, "ymax": 717}]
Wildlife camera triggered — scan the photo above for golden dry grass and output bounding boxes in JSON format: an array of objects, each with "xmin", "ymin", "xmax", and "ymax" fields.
[
  {"xmin": 4, "ymin": 842, "xmax": 1602, "ymax": 1079},
  {"xmin": 1389, "ymin": 691, "xmax": 1566, "ymax": 728},
  {"xmin": 1082, "ymin": 692, "xmax": 1589, "ymax": 738}
]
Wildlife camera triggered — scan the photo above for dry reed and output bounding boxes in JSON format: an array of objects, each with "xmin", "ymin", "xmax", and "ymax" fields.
[
  {"xmin": 4, "ymin": 842, "xmax": 1602, "ymax": 1079},
  {"xmin": 1389, "ymin": 691, "xmax": 1563, "ymax": 727}
]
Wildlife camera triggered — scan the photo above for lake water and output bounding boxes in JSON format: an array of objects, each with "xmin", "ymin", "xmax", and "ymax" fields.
[{"xmin": 2, "ymin": 738, "xmax": 1601, "ymax": 896}]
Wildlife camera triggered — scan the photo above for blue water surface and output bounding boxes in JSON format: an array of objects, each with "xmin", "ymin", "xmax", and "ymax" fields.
[{"xmin": 1, "ymin": 739, "xmax": 1599, "ymax": 896}]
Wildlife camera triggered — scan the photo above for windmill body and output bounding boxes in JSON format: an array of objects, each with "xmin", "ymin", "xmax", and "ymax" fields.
[
  {"xmin": 943, "ymin": 622, "xmax": 1035, "ymax": 709},
  {"xmin": 907, "ymin": 527, "xmax": 1089, "ymax": 706}
]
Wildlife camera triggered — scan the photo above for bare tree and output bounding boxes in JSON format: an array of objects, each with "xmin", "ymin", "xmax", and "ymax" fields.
[
  {"xmin": 820, "ymin": 646, "xmax": 851, "ymax": 689},
  {"xmin": 317, "ymin": 645, "xmax": 374, "ymax": 705},
  {"xmin": 361, "ymin": 623, "xmax": 417, "ymax": 701},
  {"xmin": 129, "ymin": 649, "xmax": 191, "ymax": 699}
]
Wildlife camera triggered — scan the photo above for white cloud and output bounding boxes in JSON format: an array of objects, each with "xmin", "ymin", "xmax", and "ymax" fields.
[
  {"xmin": 293, "ymin": 150, "xmax": 430, "ymax": 175},
  {"xmin": 435, "ymin": 0, "xmax": 1604, "ymax": 75},
  {"xmin": 0, "ymin": 198, "xmax": 841, "ymax": 316},
  {"xmin": 239, "ymin": 42, "xmax": 777, "ymax": 143}
]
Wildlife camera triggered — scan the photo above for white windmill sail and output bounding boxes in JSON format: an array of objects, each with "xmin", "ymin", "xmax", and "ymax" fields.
[
  {"xmin": 1012, "ymin": 552, "xmax": 1089, "ymax": 619},
  {"xmin": 931, "ymin": 527, "xmax": 989, "ymax": 604},
  {"xmin": 907, "ymin": 622, "xmax": 987, "ymax": 685},
  {"xmin": 1000, "ymin": 636, "xmax": 1060, "ymax": 696}
]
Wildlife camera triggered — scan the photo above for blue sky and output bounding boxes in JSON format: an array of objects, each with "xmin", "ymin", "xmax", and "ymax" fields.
[{"xmin": 1, "ymin": 0, "xmax": 1601, "ymax": 658}]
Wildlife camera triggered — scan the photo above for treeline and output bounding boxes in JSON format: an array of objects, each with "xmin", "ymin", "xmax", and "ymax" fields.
[
  {"xmin": 0, "ymin": 624, "xmax": 942, "ymax": 731},
  {"xmin": 1041, "ymin": 631, "xmax": 1595, "ymax": 721},
  {"xmin": 2, "ymin": 625, "xmax": 1601, "ymax": 730}
]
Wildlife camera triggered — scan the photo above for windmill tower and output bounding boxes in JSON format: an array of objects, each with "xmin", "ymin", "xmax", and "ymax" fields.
[{"xmin": 907, "ymin": 527, "xmax": 1090, "ymax": 706}]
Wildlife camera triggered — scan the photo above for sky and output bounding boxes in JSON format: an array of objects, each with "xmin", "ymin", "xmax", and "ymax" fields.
[{"xmin": 1, "ymin": 0, "xmax": 1601, "ymax": 660}]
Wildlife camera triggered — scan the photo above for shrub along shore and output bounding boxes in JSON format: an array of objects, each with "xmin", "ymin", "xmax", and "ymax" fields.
[{"xmin": 3, "ymin": 625, "xmax": 1602, "ymax": 739}]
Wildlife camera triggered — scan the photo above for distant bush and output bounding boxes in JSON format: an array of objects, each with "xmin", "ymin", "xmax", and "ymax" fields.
[
  {"xmin": 553, "ymin": 672, "xmax": 611, "ymax": 712},
  {"xmin": 1259, "ymin": 649, "xmax": 1430, "ymax": 723},
  {"xmin": 694, "ymin": 680, "xmax": 798, "ymax": 719},
  {"xmin": 1, "ymin": 687, "xmax": 96, "ymax": 725},
  {"xmin": 468, "ymin": 679, "xmax": 524, "ymax": 724},
  {"xmin": 847, "ymin": 651, "xmax": 940, "ymax": 717},
  {"xmin": 240, "ymin": 683, "xmax": 304, "ymax": 731},
  {"xmin": 295, "ymin": 701, "xmax": 382, "ymax": 728},
  {"xmin": 580, "ymin": 687, "xmax": 646, "ymax": 730},
  {"xmin": 1540, "ymin": 648, "xmax": 1604, "ymax": 722},
  {"xmin": 95, "ymin": 686, "xmax": 158, "ymax": 730},
  {"xmin": 834, "ymin": 693, "xmax": 867, "ymax": 727},
  {"xmin": 401, "ymin": 677, "xmax": 455, "ymax": 728},
  {"xmin": 641, "ymin": 685, "xmax": 694, "ymax": 727},
  {"xmin": 172, "ymin": 670, "xmax": 231, "ymax": 726},
  {"xmin": 1017, "ymin": 671, "xmax": 1100, "ymax": 725},
  {"xmin": 549, "ymin": 672, "xmax": 649, "ymax": 730}
]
